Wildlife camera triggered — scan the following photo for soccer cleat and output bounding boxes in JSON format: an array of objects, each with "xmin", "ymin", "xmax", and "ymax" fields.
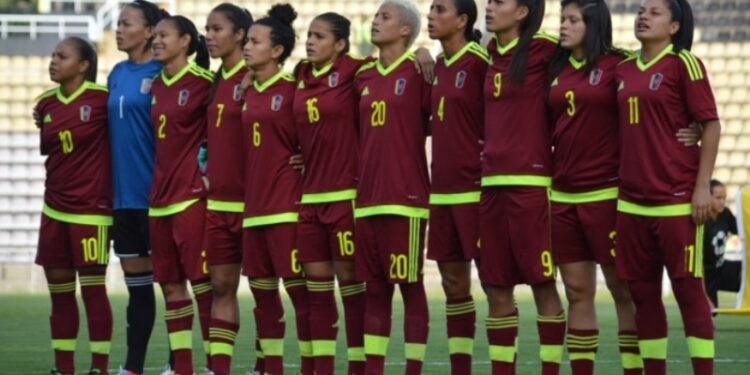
[
  {"xmin": 158, "ymin": 364, "xmax": 172, "ymax": 375},
  {"xmin": 115, "ymin": 367, "xmax": 142, "ymax": 375}
]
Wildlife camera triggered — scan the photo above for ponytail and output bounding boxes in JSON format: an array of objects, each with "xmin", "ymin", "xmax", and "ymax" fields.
[
  {"xmin": 164, "ymin": 15, "xmax": 210, "ymax": 69},
  {"xmin": 195, "ymin": 35, "xmax": 210, "ymax": 68},
  {"xmin": 508, "ymin": 0, "xmax": 545, "ymax": 84},
  {"xmin": 451, "ymin": 0, "xmax": 480, "ymax": 43},
  {"xmin": 66, "ymin": 36, "xmax": 98, "ymax": 82},
  {"xmin": 668, "ymin": 0, "xmax": 693, "ymax": 52}
]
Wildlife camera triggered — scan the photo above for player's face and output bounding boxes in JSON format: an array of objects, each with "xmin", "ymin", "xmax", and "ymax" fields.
[
  {"xmin": 559, "ymin": 3, "xmax": 586, "ymax": 51},
  {"xmin": 244, "ymin": 24, "xmax": 281, "ymax": 70},
  {"xmin": 306, "ymin": 18, "xmax": 346, "ymax": 67},
  {"xmin": 371, "ymin": 3, "xmax": 408, "ymax": 46},
  {"xmin": 485, "ymin": 0, "xmax": 528, "ymax": 34},
  {"xmin": 428, "ymin": 0, "xmax": 464, "ymax": 41},
  {"xmin": 711, "ymin": 185, "xmax": 727, "ymax": 214},
  {"xmin": 206, "ymin": 11, "xmax": 245, "ymax": 60},
  {"xmin": 48, "ymin": 40, "xmax": 88, "ymax": 84},
  {"xmin": 116, "ymin": 6, "xmax": 152, "ymax": 53},
  {"xmin": 152, "ymin": 19, "xmax": 190, "ymax": 64},
  {"xmin": 634, "ymin": 0, "xmax": 679, "ymax": 44}
]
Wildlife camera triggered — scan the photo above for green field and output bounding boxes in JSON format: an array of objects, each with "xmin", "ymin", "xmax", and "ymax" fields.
[{"xmin": 1, "ymin": 292, "xmax": 748, "ymax": 374}]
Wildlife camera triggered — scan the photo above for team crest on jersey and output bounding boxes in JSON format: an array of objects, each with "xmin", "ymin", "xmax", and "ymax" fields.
[
  {"xmin": 79, "ymin": 105, "xmax": 91, "ymax": 122},
  {"xmin": 140, "ymin": 78, "xmax": 153, "ymax": 94},
  {"xmin": 151, "ymin": 96, "xmax": 157, "ymax": 105},
  {"xmin": 328, "ymin": 72, "xmax": 339, "ymax": 88},
  {"xmin": 233, "ymin": 84, "xmax": 243, "ymax": 101},
  {"xmin": 455, "ymin": 70, "xmax": 467, "ymax": 88},
  {"xmin": 271, "ymin": 94, "xmax": 284, "ymax": 111},
  {"xmin": 178, "ymin": 90, "xmax": 190, "ymax": 106},
  {"xmin": 649, "ymin": 73, "xmax": 664, "ymax": 91},
  {"xmin": 394, "ymin": 78, "xmax": 407, "ymax": 96},
  {"xmin": 589, "ymin": 69, "xmax": 603, "ymax": 86}
]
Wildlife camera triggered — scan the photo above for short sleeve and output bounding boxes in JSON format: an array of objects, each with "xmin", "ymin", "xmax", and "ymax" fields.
[{"xmin": 678, "ymin": 52, "xmax": 718, "ymax": 123}]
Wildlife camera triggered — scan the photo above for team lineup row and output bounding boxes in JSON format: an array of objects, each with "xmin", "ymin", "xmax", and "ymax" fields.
[{"xmin": 34, "ymin": 0, "xmax": 719, "ymax": 374}]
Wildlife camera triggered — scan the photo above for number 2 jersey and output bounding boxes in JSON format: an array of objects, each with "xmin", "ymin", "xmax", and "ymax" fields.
[
  {"xmin": 615, "ymin": 45, "xmax": 718, "ymax": 206},
  {"xmin": 36, "ymin": 81, "xmax": 112, "ymax": 217}
]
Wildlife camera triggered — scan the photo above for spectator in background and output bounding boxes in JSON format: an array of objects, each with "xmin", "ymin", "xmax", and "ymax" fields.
[{"xmin": 703, "ymin": 179, "xmax": 741, "ymax": 309}]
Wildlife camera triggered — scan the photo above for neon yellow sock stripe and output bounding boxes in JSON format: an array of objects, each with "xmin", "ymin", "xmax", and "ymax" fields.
[
  {"xmin": 639, "ymin": 338, "xmax": 668, "ymax": 359},
  {"xmin": 284, "ymin": 279, "xmax": 306, "ymax": 289},
  {"xmin": 348, "ymin": 346, "xmax": 365, "ymax": 361},
  {"xmin": 299, "ymin": 340, "xmax": 313, "ymax": 357},
  {"xmin": 486, "ymin": 316, "xmax": 519, "ymax": 329},
  {"xmin": 209, "ymin": 328, "xmax": 237, "ymax": 341},
  {"xmin": 312, "ymin": 339, "xmax": 337, "ymax": 356},
  {"xmin": 52, "ymin": 339, "xmax": 76, "ymax": 351},
  {"xmin": 79, "ymin": 275, "xmax": 106, "ymax": 286},
  {"xmin": 570, "ymin": 352, "xmax": 596, "ymax": 361},
  {"xmin": 307, "ymin": 280, "xmax": 336, "ymax": 292},
  {"xmin": 249, "ymin": 279, "xmax": 279, "ymax": 290},
  {"xmin": 364, "ymin": 334, "xmax": 389, "ymax": 356},
  {"xmin": 340, "ymin": 283, "xmax": 366, "ymax": 296},
  {"xmin": 489, "ymin": 344, "xmax": 516, "ymax": 363},
  {"xmin": 191, "ymin": 282, "xmax": 212, "ymax": 295},
  {"xmin": 446, "ymin": 300, "xmax": 476, "ymax": 315},
  {"xmin": 537, "ymin": 313, "xmax": 566, "ymax": 322},
  {"xmin": 169, "ymin": 330, "xmax": 193, "ymax": 350},
  {"xmin": 405, "ymin": 342, "xmax": 426, "ymax": 361},
  {"xmin": 260, "ymin": 338, "xmax": 284, "ymax": 356},
  {"xmin": 621, "ymin": 352, "xmax": 644, "ymax": 369},
  {"xmin": 686, "ymin": 336, "xmax": 714, "ymax": 358},
  {"xmin": 540, "ymin": 344, "xmax": 563, "ymax": 363},
  {"xmin": 90, "ymin": 341, "xmax": 110, "ymax": 355},
  {"xmin": 618, "ymin": 334, "xmax": 639, "ymax": 346},
  {"xmin": 210, "ymin": 342, "xmax": 235, "ymax": 356},
  {"xmin": 448, "ymin": 337, "xmax": 473, "ymax": 355},
  {"xmin": 48, "ymin": 282, "xmax": 76, "ymax": 293},
  {"xmin": 165, "ymin": 305, "xmax": 194, "ymax": 320}
]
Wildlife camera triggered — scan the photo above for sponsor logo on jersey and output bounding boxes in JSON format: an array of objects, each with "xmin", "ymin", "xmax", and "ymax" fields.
[
  {"xmin": 361, "ymin": 86, "xmax": 370, "ymax": 96},
  {"xmin": 394, "ymin": 78, "xmax": 406, "ymax": 96},
  {"xmin": 649, "ymin": 73, "xmax": 663, "ymax": 91},
  {"xmin": 43, "ymin": 114, "xmax": 52, "ymax": 124},
  {"xmin": 617, "ymin": 81, "xmax": 624, "ymax": 91},
  {"xmin": 178, "ymin": 90, "xmax": 190, "ymax": 106},
  {"xmin": 298, "ymin": 81, "xmax": 306, "ymax": 89},
  {"xmin": 328, "ymin": 72, "xmax": 339, "ymax": 88},
  {"xmin": 589, "ymin": 68, "xmax": 603, "ymax": 86},
  {"xmin": 233, "ymin": 84, "xmax": 243, "ymax": 101},
  {"xmin": 271, "ymin": 94, "xmax": 284, "ymax": 111},
  {"xmin": 79, "ymin": 105, "xmax": 91, "ymax": 122},
  {"xmin": 455, "ymin": 70, "xmax": 467, "ymax": 88},
  {"xmin": 140, "ymin": 78, "xmax": 153, "ymax": 94},
  {"xmin": 550, "ymin": 77, "xmax": 559, "ymax": 87}
]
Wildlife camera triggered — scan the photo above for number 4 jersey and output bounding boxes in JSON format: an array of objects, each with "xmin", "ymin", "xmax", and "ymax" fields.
[{"xmin": 36, "ymin": 81, "xmax": 112, "ymax": 217}]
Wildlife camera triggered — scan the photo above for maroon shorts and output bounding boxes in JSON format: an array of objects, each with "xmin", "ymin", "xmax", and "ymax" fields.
[
  {"xmin": 203, "ymin": 210, "xmax": 243, "ymax": 266},
  {"xmin": 355, "ymin": 215, "xmax": 426, "ymax": 284},
  {"xmin": 36, "ymin": 214, "xmax": 111, "ymax": 268},
  {"xmin": 551, "ymin": 200, "xmax": 616, "ymax": 265},
  {"xmin": 242, "ymin": 223, "xmax": 302, "ymax": 279},
  {"xmin": 479, "ymin": 187, "xmax": 555, "ymax": 287},
  {"xmin": 427, "ymin": 203, "xmax": 479, "ymax": 261},
  {"xmin": 149, "ymin": 200, "xmax": 208, "ymax": 283},
  {"xmin": 616, "ymin": 212, "xmax": 703, "ymax": 281},
  {"xmin": 297, "ymin": 201, "xmax": 356, "ymax": 263}
]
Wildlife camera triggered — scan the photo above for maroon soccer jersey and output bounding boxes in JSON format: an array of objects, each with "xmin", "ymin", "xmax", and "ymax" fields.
[
  {"xmin": 241, "ymin": 71, "xmax": 301, "ymax": 224},
  {"xmin": 37, "ymin": 81, "xmax": 111, "ymax": 215},
  {"xmin": 482, "ymin": 33, "xmax": 558, "ymax": 186},
  {"xmin": 206, "ymin": 61, "xmax": 247, "ymax": 208},
  {"xmin": 548, "ymin": 54, "xmax": 622, "ymax": 192},
  {"xmin": 354, "ymin": 51, "xmax": 431, "ymax": 217},
  {"xmin": 430, "ymin": 41, "xmax": 488, "ymax": 201},
  {"xmin": 150, "ymin": 62, "xmax": 212, "ymax": 208},
  {"xmin": 293, "ymin": 54, "xmax": 370, "ymax": 203},
  {"xmin": 615, "ymin": 45, "xmax": 718, "ymax": 205}
]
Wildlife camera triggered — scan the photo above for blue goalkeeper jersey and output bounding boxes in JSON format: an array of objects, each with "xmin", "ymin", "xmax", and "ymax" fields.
[{"xmin": 107, "ymin": 59, "xmax": 162, "ymax": 209}]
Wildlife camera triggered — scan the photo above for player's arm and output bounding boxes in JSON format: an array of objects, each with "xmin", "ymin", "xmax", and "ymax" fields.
[
  {"xmin": 692, "ymin": 119, "xmax": 720, "ymax": 225},
  {"xmin": 413, "ymin": 47, "xmax": 435, "ymax": 83}
]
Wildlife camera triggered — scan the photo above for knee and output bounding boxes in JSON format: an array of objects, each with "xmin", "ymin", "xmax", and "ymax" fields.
[
  {"xmin": 486, "ymin": 287, "xmax": 515, "ymax": 314},
  {"xmin": 441, "ymin": 273, "xmax": 470, "ymax": 301},
  {"xmin": 161, "ymin": 282, "xmax": 189, "ymax": 301},
  {"xmin": 564, "ymin": 279, "xmax": 595, "ymax": 305}
]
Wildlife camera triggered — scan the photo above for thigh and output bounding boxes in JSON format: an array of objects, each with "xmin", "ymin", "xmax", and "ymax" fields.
[
  {"xmin": 297, "ymin": 204, "xmax": 331, "ymax": 263},
  {"xmin": 508, "ymin": 187, "xmax": 555, "ymax": 285},
  {"xmin": 655, "ymin": 216, "xmax": 702, "ymax": 280},
  {"xmin": 578, "ymin": 200, "xmax": 617, "ymax": 266},
  {"xmin": 36, "ymin": 215, "xmax": 73, "ymax": 268},
  {"xmin": 204, "ymin": 210, "xmax": 243, "ymax": 266},
  {"xmin": 479, "ymin": 188, "xmax": 520, "ymax": 287},
  {"xmin": 266, "ymin": 223, "xmax": 303, "ymax": 279},
  {"xmin": 452, "ymin": 203, "xmax": 480, "ymax": 260},
  {"xmin": 374, "ymin": 216, "xmax": 426, "ymax": 284},
  {"xmin": 149, "ymin": 215, "xmax": 184, "ymax": 283},
  {"xmin": 174, "ymin": 200, "xmax": 209, "ymax": 281},
  {"xmin": 113, "ymin": 209, "xmax": 151, "ymax": 258},
  {"xmin": 551, "ymin": 202, "xmax": 592, "ymax": 264},
  {"xmin": 615, "ymin": 212, "xmax": 661, "ymax": 281},
  {"xmin": 355, "ymin": 216, "xmax": 381, "ymax": 282},
  {"xmin": 427, "ymin": 205, "xmax": 462, "ymax": 262}
]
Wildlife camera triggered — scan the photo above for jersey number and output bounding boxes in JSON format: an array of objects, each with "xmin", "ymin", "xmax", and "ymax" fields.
[
  {"xmin": 628, "ymin": 96, "xmax": 639, "ymax": 125},
  {"xmin": 685, "ymin": 244, "xmax": 696, "ymax": 274},
  {"xmin": 336, "ymin": 231, "xmax": 355, "ymax": 256},
  {"xmin": 541, "ymin": 249, "xmax": 555, "ymax": 277},
  {"xmin": 370, "ymin": 100, "xmax": 386, "ymax": 127},
  {"xmin": 565, "ymin": 90, "xmax": 576, "ymax": 117},
  {"xmin": 389, "ymin": 254, "xmax": 407, "ymax": 280},
  {"xmin": 436, "ymin": 96, "xmax": 445, "ymax": 122},
  {"xmin": 291, "ymin": 248, "xmax": 302, "ymax": 274},
  {"xmin": 215, "ymin": 103, "xmax": 225, "ymax": 127},
  {"xmin": 81, "ymin": 237, "xmax": 106, "ymax": 264},
  {"xmin": 158, "ymin": 114, "xmax": 167, "ymax": 139},
  {"xmin": 58, "ymin": 130, "xmax": 74, "ymax": 154},
  {"xmin": 609, "ymin": 230, "xmax": 617, "ymax": 258},
  {"xmin": 306, "ymin": 97, "xmax": 320, "ymax": 124},
  {"xmin": 493, "ymin": 73, "xmax": 502, "ymax": 98},
  {"xmin": 252, "ymin": 122, "xmax": 261, "ymax": 147}
]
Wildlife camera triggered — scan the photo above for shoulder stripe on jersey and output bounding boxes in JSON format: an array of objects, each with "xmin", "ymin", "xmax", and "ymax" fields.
[
  {"xmin": 356, "ymin": 60, "xmax": 378, "ymax": 75},
  {"xmin": 445, "ymin": 41, "xmax": 489, "ymax": 66},
  {"xmin": 189, "ymin": 65, "xmax": 215, "ymax": 82},
  {"xmin": 677, "ymin": 50, "xmax": 703, "ymax": 81},
  {"xmin": 533, "ymin": 31, "xmax": 559, "ymax": 43},
  {"xmin": 36, "ymin": 88, "xmax": 58, "ymax": 102},
  {"xmin": 467, "ymin": 43, "xmax": 491, "ymax": 64},
  {"xmin": 88, "ymin": 83, "xmax": 108, "ymax": 92}
]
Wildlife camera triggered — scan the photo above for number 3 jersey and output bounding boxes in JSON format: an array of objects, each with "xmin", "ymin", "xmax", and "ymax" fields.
[{"xmin": 36, "ymin": 81, "xmax": 112, "ymax": 215}]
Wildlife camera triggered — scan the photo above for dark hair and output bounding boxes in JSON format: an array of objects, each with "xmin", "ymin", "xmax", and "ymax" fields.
[
  {"xmin": 452, "ymin": 0, "xmax": 481, "ymax": 43},
  {"xmin": 508, "ymin": 0, "xmax": 545, "ymax": 84},
  {"xmin": 667, "ymin": 0, "xmax": 693, "ymax": 52},
  {"xmin": 710, "ymin": 179, "xmax": 724, "ymax": 193},
  {"xmin": 314, "ymin": 12, "xmax": 351, "ymax": 54},
  {"xmin": 255, "ymin": 3, "xmax": 297, "ymax": 64},
  {"xmin": 125, "ymin": 0, "xmax": 167, "ymax": 51},
  {"xmin": 211, "ymin": 3, "xmax": 254, "ymax": 45},
  {"xmin": 548, "ymin": 0, "xmax": 618, "ymax": 83},
  {"xmin": 162, "ymin": 15, "xmax": 210, "ymax": 68},
  {"xmin": 65, "ymin": 36, "xmax": 98, "ymax": 82}
]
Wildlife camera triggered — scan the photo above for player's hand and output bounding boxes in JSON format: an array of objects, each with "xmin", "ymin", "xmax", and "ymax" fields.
[
  {"xmin": 676, "ymin": 123, "xmax": 703, "ymax": 146},
  {"xmin": 414, "ymin": 47, "xmax": 435, "ymax": 83},
  {"xmin": 691, "ymin": 185, "xmax": 711, "ymax": 224},
  {"xmin": 32, "ymin": 108, "xmax": 42, "ymax": 129},
  {"xmin": 289, "ymin": 153, "xmax": 305, "ymax": 173},
  {"xmin": 240, "ymin": 70, "xmax": 254, "ymax": 95}
]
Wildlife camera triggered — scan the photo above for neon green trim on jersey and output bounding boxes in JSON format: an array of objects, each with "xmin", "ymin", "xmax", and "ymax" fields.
[
  {"xmin": 489, "ymin": 344, "xmax": 516, "ymax": 363},
  {"xmin": 495, "ymin": 36, "xmax": 519, "ymax": 55},
  {"xmin": 312, "ymin": 62, "xmax": 334, "ymax": 77},
  {"xmin": 222, "ymin": 60, "xmax": 246, "ymax": 80},
  {"xmin": 52, "ymin": 339, "xmax": 76, "ymax": 351},
  {"xmin": 354, "ymin": 205, "xmax": 429, "ymax": 219},
  {"xmin": 429, "ymin": 191, "xmax": 481, "ymax": 205},
  {"xmin": 621, "ymin": 352, "xmax": 644, "ymax": 369},
  {"xmin": 376, "ymin": 50, "xmax": 415, "ymax": 76},
  {"xmin": 686, "ymin": 336, "xmax": 714, "ymax": 358},
  {"xmin": 55, "ymin": 81, "xmax": 104, "ymax": 105},
  {"xmin": 568, "ymin": 56, "xmax": 587, "ymax": 70},
  {"xmin": 260, "ymin": 338, "xmax": 284, "ymax": 356},
  {"xmin": 549, "ymin": 187, "xmax": 618, "ymax": 204},
  {"xmin": 207, "ymin": 199, "xmax": 245, "ymax": 213},
  {"xmin": 43, "ymin": 204, "xmax": 113, "ymax": 226},
  {"xmin": 89, "ymin": 341, "xmax": 111, "ymax": 355},
  {"xmin": 364, "ymin": 334, "xmax": 389, "ymax": 356},
  {"xmin": 678, "ymin": 50, "xmax": 704, "ymax": 81},
  {"xmin": 617, "ymin": 200, "xmax": 691, "ymax": 217},
  {"xmin": 312, "ymin": 339, "xmax": 337, "ymax": 356},
  {"xmin": 539, "ymin": 344, "xmax": 563, "ymax": 363},
  {"xmin": 534, "ymin": 31, "xmax": 559, "ymax": 43},
  {"xmin": 161, "ymin": 62, "xmax": 194, "ymax": 87},
  {"xmin": 168, "ymin": 330, "xmax": 193, "ymax": 350},
  {"xmin": 149, "ymin": 198, "xmax": 199, "ymax": 217},
  {"xmin": 242, "ymin": 212, "xmax": 298, "ymax": 227},
  {"xmin": 638, "ymin": 338, "xmax": 668, "ymax": 359},
  {"xmin": 36, "ymin": 87, "xmax": 58, "ymax": 102},
  {"xmin": 636, "ymin": 44, "xmax": 673, "ymax": 72},
  {"xmin": 481, "ymin": 175, "xmax": 552, "ymax": 187},
  {"xmin": 301, "ymin": 189, "xmax": 357, "ymax": 204},
  {"xmin": 448, "ymin": 337, "xmax": 474, "ymax": 355},
  {"xmin": 348, "ymin": 347, "xmax": 365, "ymax": 361},
  {"xmin": 444, "ymin": 41, "xmax": 490, "ymax": 66},
  {"xmin": 254, "ymin": 70, "xmax": 294, "ymax": 93}
]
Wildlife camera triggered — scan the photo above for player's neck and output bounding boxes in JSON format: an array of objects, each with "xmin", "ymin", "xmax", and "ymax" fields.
[
  {"xmin": 571, "ymin": 47, "xmax": 585, "ymax": 61},
  {"xmin": 221, "ymin": 50, "xmax": 244, "ymax": 72},
  {"xmin": 378, "ymin": 43, "xmax": 407, "ymax": 68},
  {"xmin": 163, "ymin": 57, "xmax": 189, "ymax": 78},
  {"xmin": 128, "ymin": 47, "xmax": 153, "ymax": 64},
  {"xmin": 60, "ymin": 77, "xmax": 85, "ymax": 97},
  {"xmin": 495, "ymin": 28, "xmax": 520, "ymax": 47},
  {"xmin": 253, "ymin": 63, "xmax": 280, "ymax": 84},
  {"xmin": 441, "ymin": 33, "xmax": 467, "ymax": 60},
  {"xmin": 640, "ymin": 40, "xmax": 671, "ymax": 63}
]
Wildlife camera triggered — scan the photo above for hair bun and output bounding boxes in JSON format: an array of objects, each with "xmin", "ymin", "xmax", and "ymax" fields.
[{"xmin": 268, "ymin": 3, "xmax": 297, "ymax": 25}]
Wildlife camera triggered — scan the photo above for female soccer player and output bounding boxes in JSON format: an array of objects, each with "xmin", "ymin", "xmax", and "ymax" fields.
[
  {"xmin": 149, "ymin": 15, "xmax": 213, "ymax": 375},
  {"xmin": 546, "ymin": 1, "xmax": 641, "ymax": 373},
  {"xmin": 241, "ymin": 5, "xmax": 311, "ymax": 375},
  {"xmin": 107, "ymin": 2, "xmax": 164, "ymax": 374},
  {"xmin": 201, "ymin": 4, "xmax": 253, "ymax": 375},
  {"xmin": 481, "ymin": 0, "xmax": 565, "ymax": 373},
  {"xmin": 426, "ymin": 0, "xmax": 486, "ymax": 372},
  {"xmin": 615, "ymin": 0, "xmax": 720, "ymax": 374},
  {"xmin": 353, "ymin": 1, "xmax": 431, "ymax": 373},
  {"xmin": 35, "ymin": 37, "xmax": 112, "ymax": 375}
]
